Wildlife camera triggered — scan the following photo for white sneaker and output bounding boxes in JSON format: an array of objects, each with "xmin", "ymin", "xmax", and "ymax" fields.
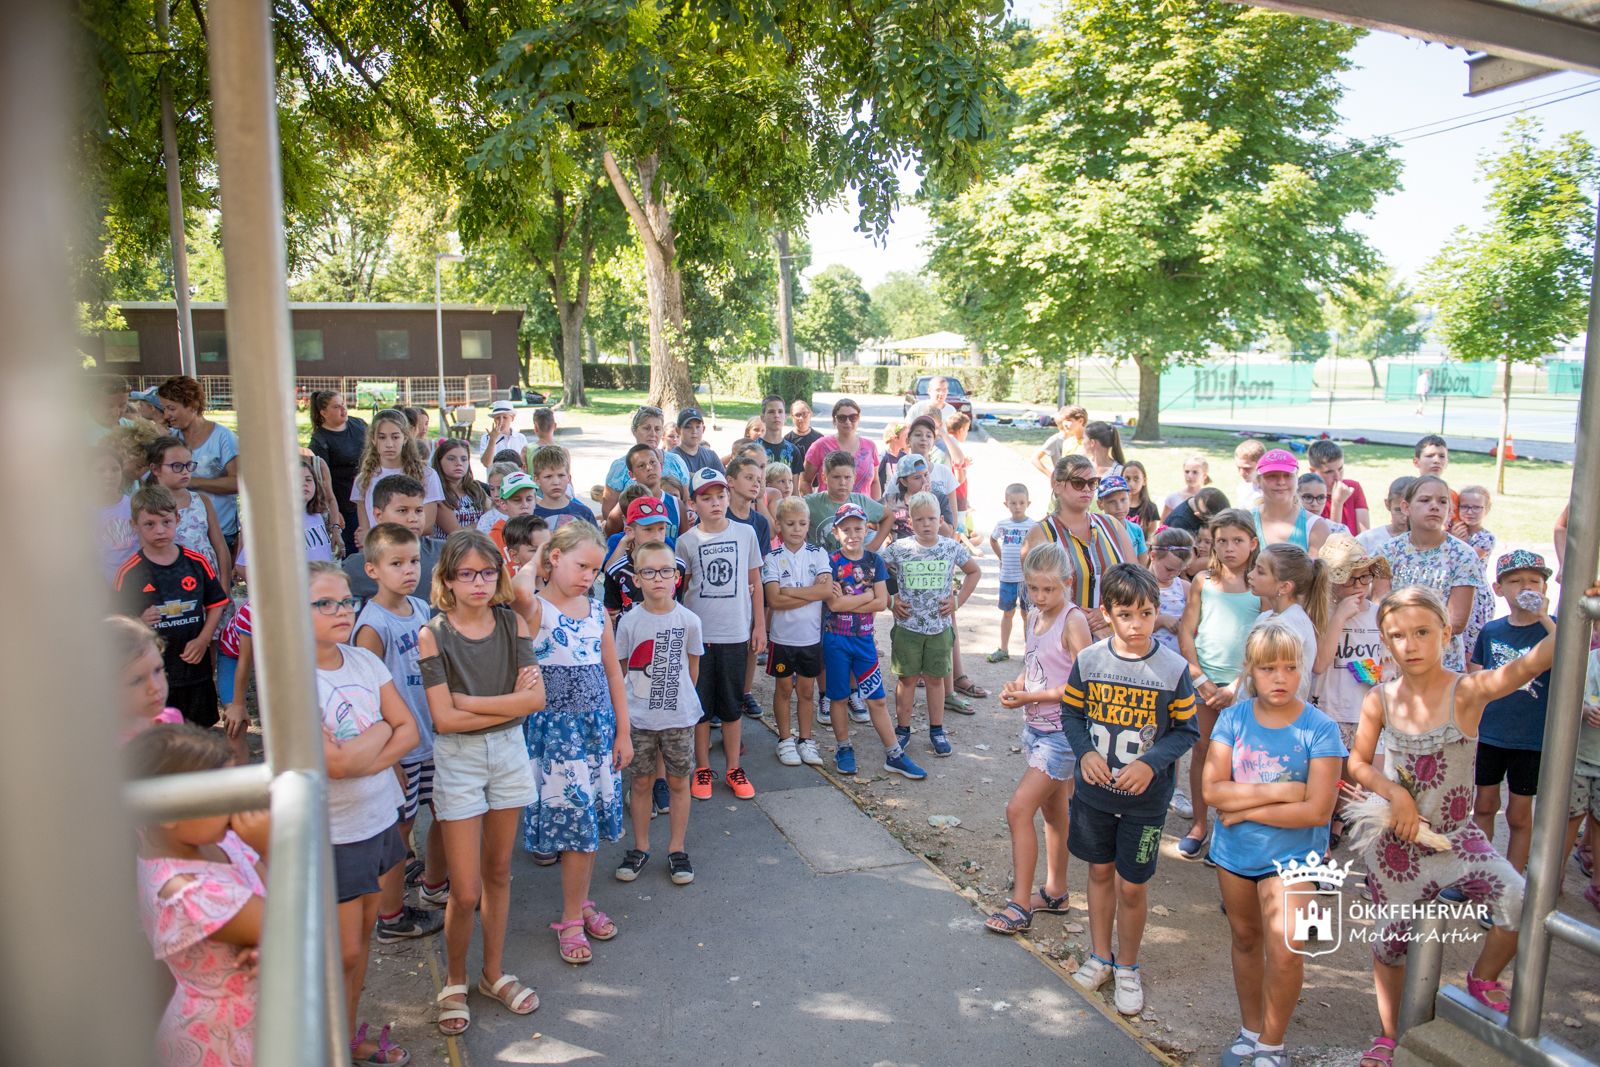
[
  {"xmin": 1113, "ymin": 966, "xmax": 1144, "ymax": 1015},
  {"xmin": 796, "ymin": 739, "xmax": 824, "ymax": 766},
  {"xmin": 776, "ymin": 737, "xmax": 801, "ymax": 766},
  {"xmin": 1169, "ymin": 790, "xmax": 1193, "ymax": 819},
  {"xmin": 1072, "ymin": 954, "xmax": 1113, "ymax": 992}
]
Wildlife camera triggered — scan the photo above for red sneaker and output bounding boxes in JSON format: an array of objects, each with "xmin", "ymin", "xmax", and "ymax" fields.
[
  {"xmin": 691, "ymin": 766, "xmax": 715, "ymax": 801},
  {"xmin": 725, "ymin": 766, "xmax": 755, "ymax": 800}
]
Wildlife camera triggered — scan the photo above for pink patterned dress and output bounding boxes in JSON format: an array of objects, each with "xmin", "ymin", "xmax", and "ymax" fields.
[
  {"xmin": 138, "ymin": 831, "xmax": 262, "ymax": 1066},
  {"xmin": 1363, "ymin": 677, "xmax": 1524, "ymax": 966}
]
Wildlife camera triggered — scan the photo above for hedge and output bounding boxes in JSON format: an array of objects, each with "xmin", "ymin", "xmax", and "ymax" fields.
[
  {"xmin": 580, "ymin": 362, "xmax": 652, "ymax": 390},
  {"xmin": 710, "ymin": 363, "xmax": 833, "ymax": 406},
  {"xmin": 833, "ymin": 363, "xmax": 1074, "ymax": 406}
]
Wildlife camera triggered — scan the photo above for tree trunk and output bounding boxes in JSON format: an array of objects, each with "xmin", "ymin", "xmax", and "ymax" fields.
[
  {"xmin": 627, "ymin": 337, "xmax": 638, "ymax": 365},
  {"xmin": 586, "ymin": 330, "xmax": 598, "ymax": 362},
  {"xmin": 1495, "ymin": 357, "xmax": 1512, "ymax": 493},
  {"xmin": 558, "ymin": 308, "xmax": 586, "ymax": 408},
  {"xmin": 1366, "ymin": 357, "xmax": 1381, "ymax": 391},
  {"xmin": 601, "ymin": 148, "xmax": 694, "ymax": 410},
  {"xmin": 774, "ymin": 229, "xmax": 799, "ymax": 366},
  {"xmin": 1134, "ymin": 357, "xmax": 1162, "ymax": 441}
]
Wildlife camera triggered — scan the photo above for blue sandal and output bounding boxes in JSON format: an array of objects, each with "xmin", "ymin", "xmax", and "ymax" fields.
[{"xmin": 984, "ymin": 900, "xmax": 1033, "ymax": 935}]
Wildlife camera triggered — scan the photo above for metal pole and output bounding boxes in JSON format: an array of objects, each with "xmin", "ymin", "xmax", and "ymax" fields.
[
  {"xmin": 435, "ymin": 254, "xmax": 447, "ymax": 426},
  {"xmin": 0, "ymin": 2, "xmax": 156, "ymax": 1062},
  {"xmin": 155, "ymin": 0, "xmax": 196, "ymax": 376},
  {"xmin": 1398, "ymin": 914, "xmax": 1446, "ymax": 1032},
  {"xmin": 1326, "ymin": 347, "xmax": 1338, "ymax": 425},
  {"xmin": 1508, "ymin": 190, "xmax": 1600, "ymax": 1039},
  {"xmin": 206, "ymin": 0, "xmax": 338, "ymax": 1063}
]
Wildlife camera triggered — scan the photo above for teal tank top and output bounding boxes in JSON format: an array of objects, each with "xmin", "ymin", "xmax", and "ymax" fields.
[
  {"xmin": 1253, "ymin": 507, "xmax": 1310, "ymax": 550},
  {"xmin": 1194, "ymin": 582, "xmax": 1260, "ymax": 685}
]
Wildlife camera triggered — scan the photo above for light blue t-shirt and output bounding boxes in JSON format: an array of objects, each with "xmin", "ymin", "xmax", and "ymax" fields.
[
  {"xmin": 605, "ymin": 449, "xmax": 691, "ymax": 493},
  {"xmin": 1208, "ymin": 699, "xmax": 1346, "ymax": 877},
  {"xmin": 182, "ymin": 423, "xmax": 240, "ymax": 537},
  {"xmin": 353, "ymin": 595, "xmax": 433, "ymax": 761}
]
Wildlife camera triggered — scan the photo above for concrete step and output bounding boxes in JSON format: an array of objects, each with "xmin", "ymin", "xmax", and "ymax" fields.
[{"xmin": 1395, "ymin": 1019, "xmax": 1521, "ymax": 1067}]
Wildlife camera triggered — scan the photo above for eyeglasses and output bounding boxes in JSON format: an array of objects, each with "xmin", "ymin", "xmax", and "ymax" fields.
[
  {"xmin": 452, "ymin": 567, "xmax": 502, "ymax": 584},
  {"xmin": 1458, "ymin": 504, "xmax": 1486, "ymax": 513},
  {"xmin": 1299, "ymin": 494, "xmax": 1328, "ymax": 505},
  {"xmin": 1348, "ymin": 572, "xmax": 1375, "ymax": 585},
  {"xmin": 310, "ymin": 596, "xmax": 360, "ymax": 615},
  {"xmin": 636, "ymin": 567, "xmax": 677, "ymax": 580},
  {"xmin": 834, "ymin": 413, "xmax": 859, "ymax": 423},
  {"xmin": 163, "ymin": 460, "xmax": 199, "ymax": 474},
  {"xmin": 1061, "ymin": 476, "xmax": 1096, "ymax": 492}
]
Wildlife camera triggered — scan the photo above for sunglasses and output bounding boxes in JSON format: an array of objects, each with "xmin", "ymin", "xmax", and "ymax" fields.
[
  {"xmin": 834, "ymin": 413, "xmax": 860, "ymax": 423},
  {"xmin": 310, "ymin": 596, "xmax": 360, "ymax": 615},
  {"xmin": 1061, "ymin": 476, "xmax": 1097, "ymax": 492}
]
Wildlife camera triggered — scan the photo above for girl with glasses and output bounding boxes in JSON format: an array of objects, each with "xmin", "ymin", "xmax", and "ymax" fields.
[
  {"xmin": 146, "ymin": 436, "xmax": 230, "ymax": 583},
  {"xmin": 1452, "ymin": 485, "xmax": 1498, "ymax": 664}
]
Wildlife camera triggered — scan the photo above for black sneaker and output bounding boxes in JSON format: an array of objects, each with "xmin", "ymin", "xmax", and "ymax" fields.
[
  {"xmin": 742, "ymin": 692, "xmax": 764, "ymax": 719},
  {"xmin": 668, "ymin": 851, "xmax": 695, "ymax": 885},
  {"xmin": 615, "ymin": 849, "xmax": 649, "ymax": 882},
  {"xmin": 374, "ymin": 904, "xmax": 444, "ymax": 943}
]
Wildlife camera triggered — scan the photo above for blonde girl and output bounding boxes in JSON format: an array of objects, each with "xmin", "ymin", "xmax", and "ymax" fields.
[
  {"xmin": 1203, "ymin": 623, "xmax": 1345, "ymax": 1067},
  {"xmin": 432, "ymin": 436, "xmax": 489, "ymax": 537},
  {"xmin": 1349, "ymin": 586, "xmax": 1557, "ymax": 1067},
  {"xmin": 526, "ymin": 521, "xmax": 631, "ymax": 963},
  {"xmin": 1247, "ymin": 543, "xmax": 1332, "ymax": 700},
  {"xmin": 986, "ymin": 543, "xmax": 1093, "ymax": 934},
  {"xmin": 106, "ymin": 615, "xmax": 183, "ymax": 742},
  {"xmin": 765, "ymin": 461, "xmax": 794, "ymax": 515},
  {"xmin": 1177, "ymin": 509, "xmax": 1262, "ymax": 860},
  {"xmin": 1162, "ymin": 454, "xmax": 1212, "ymax": 519},
  {"xmin": 418, "ymin": 530, "xmax": 546, "ymax": 1034},
  {"xmin": 147, "ymin": 437, "xmax": 230, "ymax": 581},
  {"xmin": 352, "ymin": 408, "xmax": 444, "ymax": 547}
]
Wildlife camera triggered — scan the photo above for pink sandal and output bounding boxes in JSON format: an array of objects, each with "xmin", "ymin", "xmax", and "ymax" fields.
[
  {"xmin": 1466, "ymin": 969, "xmax": 1510, "ymax": 1012},
  {"xmin": 1359, "ymin": 1036, "xmax": 1396, "ymax": 1067},
  {"xmin": 551, "ymin": 918, "xmax": 591, "ymax": 964},
  {"xmin": 581, "ymin": 900, "xmax": 617, "ymax": 941}
]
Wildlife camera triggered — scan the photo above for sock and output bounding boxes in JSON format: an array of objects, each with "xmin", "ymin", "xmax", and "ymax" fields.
[
  {"xmin": 379, "ymin": 909, "xmax": 403, "ymax": 923},
  {"xmin": 1255, "ymin": 1041, "xmax": 1284, "ymax": 1053},
  {"xmin": 1239, "ymin": 1028, "xmax": 1261, "ymax": 1044},
  {"xmin": 886, "ymin": 742, "xmax": 904, "ymax": 759},
  {"xmin": 423, "ymin": 879, "xmax": 448, "ymax": 892}
]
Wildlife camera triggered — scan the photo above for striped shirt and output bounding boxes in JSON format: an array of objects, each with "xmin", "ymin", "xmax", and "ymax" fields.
[{"xmin": 1039, "ymin": 513, "xmax": 1128, "ymax": 610}]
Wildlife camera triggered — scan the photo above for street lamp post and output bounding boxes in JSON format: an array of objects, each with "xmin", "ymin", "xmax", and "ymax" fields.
[{"xmin": 435, "ymin": 252, "xmax": 465, "ymax": 428}]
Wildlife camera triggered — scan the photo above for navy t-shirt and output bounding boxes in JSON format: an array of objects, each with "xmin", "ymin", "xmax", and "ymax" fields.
[
  {"xmin": 535, "ymin": 498, "xmax": 598, "ymax": 531},
  {"xmin": 731, "ymin": 507, "xmax": 772, "ymax": 558},
  {"xmin": 1472, "ymin": 617, "xmax": 1554, "ymax": 751}
]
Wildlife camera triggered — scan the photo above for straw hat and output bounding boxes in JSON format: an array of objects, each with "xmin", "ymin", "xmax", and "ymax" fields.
[{"xmin": 1319, "ymin": 532, "xmax": 1391, "ymax": 585}]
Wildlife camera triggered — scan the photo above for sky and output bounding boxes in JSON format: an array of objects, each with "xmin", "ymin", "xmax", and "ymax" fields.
[{"xmin": 802, "ymin": 3, "xmax": 1600, "ymax": 292}]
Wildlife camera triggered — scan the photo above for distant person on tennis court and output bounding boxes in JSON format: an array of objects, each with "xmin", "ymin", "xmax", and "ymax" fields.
[{"xmin": 1414, "ymin": 368, "xmax": 1432, "ymax": 416}]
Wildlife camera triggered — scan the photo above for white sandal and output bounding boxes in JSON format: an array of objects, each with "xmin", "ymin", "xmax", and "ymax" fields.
[
  {"xmin": 477, "ymin": 973, "xmax": 539, "ymax": 1015},
  {"xmin": 435, "ymin": 984, "xmax": 471, "ymax": 1035}
]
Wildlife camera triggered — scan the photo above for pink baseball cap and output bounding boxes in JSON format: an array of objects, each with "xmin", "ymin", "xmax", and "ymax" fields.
[{"xmin": 1256, "ymin": 448, "xmax": 1299, "ymax": 475}]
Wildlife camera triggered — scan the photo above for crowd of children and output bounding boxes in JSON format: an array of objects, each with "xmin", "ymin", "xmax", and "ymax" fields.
[{"xmin": 100, "ymin": 375, "xmax": 1585, "ymax": 1066}]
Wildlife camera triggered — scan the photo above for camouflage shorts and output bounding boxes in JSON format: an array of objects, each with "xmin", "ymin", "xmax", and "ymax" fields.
[{"xmin": 630, "ymin": 725, "xmax": 695, "ymax": 780}]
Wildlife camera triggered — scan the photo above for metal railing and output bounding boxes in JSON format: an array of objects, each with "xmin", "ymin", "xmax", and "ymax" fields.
[{"xmin": 119, "ymin": 373, "xmax": 496, "ymax": 411}]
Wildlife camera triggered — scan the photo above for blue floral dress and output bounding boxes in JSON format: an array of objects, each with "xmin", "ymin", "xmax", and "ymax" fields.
[{"xmin": 523, "ymin": 594, "xmax": 623, "ymax": 855}]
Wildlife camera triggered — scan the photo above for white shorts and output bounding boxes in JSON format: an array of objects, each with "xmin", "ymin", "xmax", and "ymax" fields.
[{"xmin": 431, "ymin": 727, "xmax": 537, "ymax": 821}]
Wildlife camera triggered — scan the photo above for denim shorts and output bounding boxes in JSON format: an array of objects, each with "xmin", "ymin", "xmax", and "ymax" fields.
[
  {"xmin": 431, "ymin": 726, "xmax": 537, "ymax": 821},
  {"xmin": 1022, "ymin": 725, "xmax": 1076, "ymax": 782},
  {"xmin": 333, "ymin": 822, "xmax": 406, "ymax": 903},
  {"xmin": 999, "ymin": 581, "xmax": 1027, "ymax": 613}
]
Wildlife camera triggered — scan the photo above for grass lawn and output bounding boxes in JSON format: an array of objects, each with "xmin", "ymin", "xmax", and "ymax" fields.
[
  {"xmin": 989, "ymin": 424, "xmax": 1571, "ymax": 548},
  {"xmin": 210, "ymin": 409, "xmax": 314, "ymax": 445}
]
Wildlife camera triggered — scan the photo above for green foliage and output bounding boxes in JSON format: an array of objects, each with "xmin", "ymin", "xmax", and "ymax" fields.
[
  {"xmin": 871, "ymin": 272, "xmax": 955, "ymax": 340},
  {"xmin": 1422, "ymin": 119, "xmax": 1598, "ymax": 368},
  {"xmin": 796, "ymin": 265, "xmax": 882, "ymax": 365},
  {"xmin": 581, "ymin": 363, "xmax": 654, "ymax": 390},
  {"xmin": 1330, "ymin": 269, "xmax": 1424, "ymax": 363},
  {"xmin": 924, "ymin": 0, "xmax": 1398, "ymax": 436},
  {"xmin": 713, "ymin": 365, "xmax": 833, "ymax": 405}
]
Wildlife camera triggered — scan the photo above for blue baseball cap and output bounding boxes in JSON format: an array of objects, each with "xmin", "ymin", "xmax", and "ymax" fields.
[{"xmin": 1096, "ymin": 474, "xmax": 1130, "ymax": 498}]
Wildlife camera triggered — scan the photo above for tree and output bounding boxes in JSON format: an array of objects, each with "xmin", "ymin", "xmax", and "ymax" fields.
[
  {"xmin": 797, "ymin": 265, "xmax": 881, "ymax": 367},
  {"xmin": 1329, "ymin": 269, "xmax": 1424, "ymax": 388},
  {"xmin": 477, "ymin": 0, "xmax": 1008, "ymax": 410},
  {"xmin": 1422, "ymin": 119, "xmax": 1598, "ymax": 491},
  {"xmin": 925, "ymin": 0, "xmax": 1398, "ymax": 439},
  {"xmin": 871, "ymin": 272, "xmax": 953, "ymax": 341}
]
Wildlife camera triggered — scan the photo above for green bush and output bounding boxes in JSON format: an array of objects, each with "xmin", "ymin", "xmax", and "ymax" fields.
[
  {"xmin": 711, "ymin": 363, "xmax": 832, "ymax": 405},
  {"xmin": 581, "ymin": 363, "xmax": 652, "ymax": 389}
]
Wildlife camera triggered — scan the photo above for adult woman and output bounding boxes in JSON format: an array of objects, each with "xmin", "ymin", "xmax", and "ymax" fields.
[
  {"xmin": 1252, "ymin": 449, "xmax": 1331, "ymax": 555},
  {"xmin": 1082, "ymin": 421, "xmax": 1126, "ymax": 480},
  {"xmin": 308, "ymin": 390, "xmax": 368, "ymax": 554},
  {"xmin": 1370, "ymin": 476, "xmax": 1482, "ymax": 672},
  {"xmin": 800, "ymin": 398, "xmax": 879, "ymax": 496},
  {"xmin": 599, "ymin": 405, "xmax": 691, "ymax": 520},
  {"xmin": 1023, "ymin": 454, "xmax": 1137, "ymax": 640},
  {"xmin": 157, "ymin": 376, "xmax": 241, "ymax": 550}
]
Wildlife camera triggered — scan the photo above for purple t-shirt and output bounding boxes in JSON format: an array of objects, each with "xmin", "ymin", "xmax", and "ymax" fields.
[
  {"xmin": 805, "ymin": 436, "xmax": 880, "ymax": 494},
  {"xmin": 823, "ymin": 550, "xmax": 885, "ymax": 638}
]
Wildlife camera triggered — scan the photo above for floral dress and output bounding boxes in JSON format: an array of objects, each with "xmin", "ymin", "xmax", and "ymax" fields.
[
  {"xmin": 1363, "ymin": 678, "xmax": 1524, "ymax": 966},
  {"xmin": 138, "ymin": 831, "xmax": 262, "ymax": 1066},
  {"xmin": 1377, "ymin": 534, "xmax": 1483, "ymax": 671},
  {"xmin": 523, "ymin": 595, "xmax": 624, "ymax": 854},
  {"xmin": 174, "ymin": 491, "xmax": 218, "ymax": 573},
  {"xmin": 1463, "ymin": 528, "xmax": 1497, "ymax": 666}
]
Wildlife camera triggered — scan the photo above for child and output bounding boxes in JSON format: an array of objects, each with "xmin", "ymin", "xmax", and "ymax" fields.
[
  {"xmin": 609, "ymin": 443, "xmax": 684, "ymax": 538},
  {"xmin": 107, "ymin": 615, "xmax": 185, "ymax": 741},
  {"xmin": 353, "ymin": 524, "xmax": 451, "ymax": 939},
  {"xmin": 881, "ymin": 492, "xmax": 981, "ymax": 758},
  {"xmin": 1357, "ymin": 476, "xmax": 1415, "ymax": 555},
  {"xmin": 1185, "ymin": 524, "xmax": 1213, "ymax": 581},
  {"xmin": 1203, "ymin": 623, "xmax": 1344, "ymax": 1067},
  {"xmin": 94, "ymin": 445, "xmax": 137, "ymax": 584},
  {"xmin": 1032, "ymin": 404, "xmax": 1088, "ymax": 476},
  {"xmin": 1413, "ymin": 433, "xmax": 1449, "ymax": 478},
  {"xmin": 527, "ymin": 522, "xmax": 631, "ymax": 957},
  {"xmin": 1062, "ymin": 564, "xmax": 1200, "ymax": 1014},
  {"xmin": 1123, "ymin": 460, "xmax": 1161, "ymax": 540},
  {"xmin": 479, "ymin": 470, "xmax": 539, "ymax": 562},
  {"xmin": 987, "ymin": 483, "xmax": 1038, "ymax": 663},
  {"xmin": 1372, "ymin": 476, "xmax": 1482, "ymax": 672},
  {"xmin": 129, "ymin": 725, "xmax": 268, "ymax": 1066},
  {"xmin": 308, "ymin": 561, "xmax": 419, "ymax": 1067},
  {"xmin": 419, "ymin": 530, "xmax": 544, "ymax": 1031},
  {"xmin": 614, "ymin": 539, "xmax": 702, "ymax": 885},
  {"xmin": 603, "ymin": 496, "xmax": 687, "ymax": 624},
  {"xmin": 1347, "ymin": 586, "xmax": 1555, "ymax": 1062},
  {"xmin": 1247, "ymin": 543, "xmax": 1331, "ymax": 700},
  {"xmin": 531, "ymin": 444, "xmax": 598, "ymax": 530},
  {"xmin": 1150, "ymin": 528, "xmax": 1194, "ymax": 655},
  {"xmin": 1161, "ymin": 455, "xmax": 1211, "ymax": 518},
  {"xmin": 492, "ymin": 448, "xmax": 526, "ymax": 471},
  {"xmin": 343, "ymin": 475, "xmax": 444, "ymax": 605},
  {"xmin": 217, "ymin": 602, "xmax": 254, "ymax": 763},
  {"xmin": 878, "ymin": 420, "xmax": 907, "ymax": 495},
  {"xmin": 234, "ymin": 456, "xmax": 337, "ymax": 582},
  {"xmin": 146, "ymin": 437, "xmax": 231, "ymax": 580},
  {"xmin": 506, "ymin": 515, "xmax": 553, "ymax": 629},
  {"xmin": 1096, "ymin": 475, "xmax": 1147, "ymax": 562},
  {"xmin": 763, "ymin": 497, "xmax": 831, "ymax": 766},
  {"xmin": 1233, "ymin": 440, "xmax": 1265, "ymax": 511},
  {"xmin": 727, "ymin": 454, "xmax": 774, "ymax": 718},
  {"xmin": 431, "ymin": 437, "xmax": 488, "ymax": 537},
  {"xmin": 1567, "ymin": 647, "xmax": 1600, "ymax": 912},
  {"xmin": 821, "ymin": 502, "xmax": 928, "ymax": 781},
  {"xmin": 986, "ymin": 543, "xmax": 1093, "ymax": 935},
  {"xmin": 678, "ymin": 469, "xmax": 765, "ymax": 800},
  {"xmin": 671, "ymin": 406, "xmax": 724, "ymax": 475},
  {"xmin": 1297, "ymin": 473, "xmax": 1347, "ymax": 535},
  {"xmin": 115, "ymin": 485, "xmax": 229, "ymax": 728},
  {"xmin": 405, "ymin": 406, "xmax": 436, "ymax": 461},
  {"xmin": 1470, "ymin": 551, "xmax": 1557, "ymax": 873},
  {"xmin": 764, "ymin": 462, "xmax": 795, "ymax": 522},
  {"xmin": 1307, "ymin": 439, "xmax": 1368, "ymax": 534},
  {"xmin": 1176, "ymin": 509, "xmax": 1261, "ymax": 860},
  {"xmin": 804, "ymin": 450, "xmax": 891, "ymax": 553},
  {"xmin": 352, "ymin": 408, "xmax": 444, "ymax": 548},
  {"xmin": 477, "ymin": 398, "xmax": 530, "ymax": 470},
  {"xmin": 1455, "ymin": 484, "xmax": 1497, "ymax": 662},
  {"xmin": 1314, "ymin": 534, "xmax": 1394, "ymax": 772},
  {"xmin": 480, "ymin": 460, "xmax": 516, "ymax": 507}
]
